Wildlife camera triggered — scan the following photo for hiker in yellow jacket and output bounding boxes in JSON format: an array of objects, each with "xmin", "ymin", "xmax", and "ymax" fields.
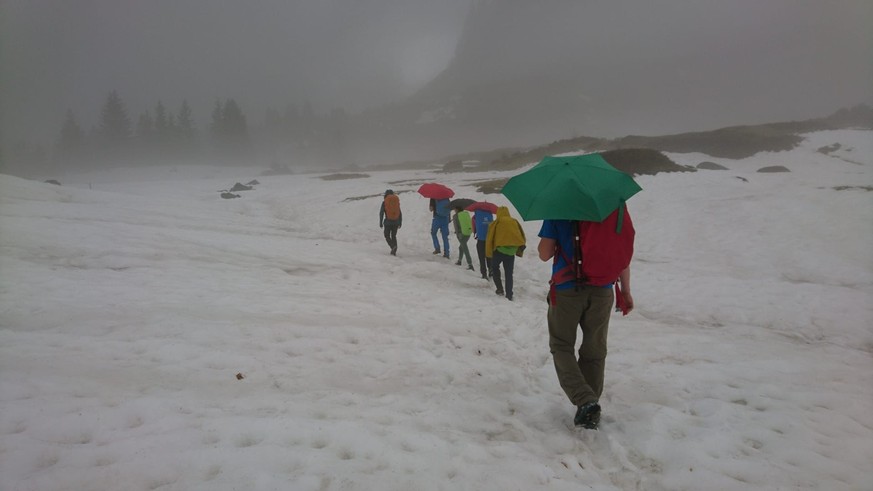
[{"xmin": 485, "ymin": 206, "xmax": 526, "ymax": 301}]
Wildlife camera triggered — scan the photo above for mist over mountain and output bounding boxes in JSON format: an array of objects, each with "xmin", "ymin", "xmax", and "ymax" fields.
[
  {"xmin": 1, "ymin": 0, "xmax": 870, "ymax": 173},
  {"xmin": 352, "ymin": 0, "xmax": 873, "ymax": 163}
]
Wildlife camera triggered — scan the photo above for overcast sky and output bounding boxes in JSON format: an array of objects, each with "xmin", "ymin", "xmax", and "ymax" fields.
[
  {"xmin": 1, "ymin": 0, "xmax": 871, "ymax": 147},
  {"xmin": 1, "ymin": 0, "xmax": 472, "ymax": 144}
]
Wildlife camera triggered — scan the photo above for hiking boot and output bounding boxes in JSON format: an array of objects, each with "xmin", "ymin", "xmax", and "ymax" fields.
[
  {"xmin": 455, "ymin": 260, "xmax": 462, "ymax": 266},
  {"xmin": 467, "ymin": 265, "xmax": 475, "ymax": 271},
  {"xmin": 574, "ymin": 402, "xmax": 601, "ymax": 429},
  {"xmin": 432, "ymin": 250, "xmax": 441, "ymax": 255},
  {"xmin": 390, "ymin": 246, "xmax": 397, "ymax": 256},
  {"xmin": 443, "ymin": 253, "xmax": 450, "ymax": 259},
  {"xmin": 506, "ymin": 295, "xmax": 513, "ymax": 301},
  {"xmin": 495, "ymin": 289, "xmax": 504, "ymax": 296},
  {"xmin": 481, "ymin": 274, "xmax": 488, "ymax": 279}
]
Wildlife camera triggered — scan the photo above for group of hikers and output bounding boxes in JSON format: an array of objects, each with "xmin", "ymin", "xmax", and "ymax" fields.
[
  {"xmin": 379, "ymin": 190, "xmax": 525, "ymax": 300},
  {"xmin": 378, "ymin": 187, "xmax": 636, "ymax": 430}
]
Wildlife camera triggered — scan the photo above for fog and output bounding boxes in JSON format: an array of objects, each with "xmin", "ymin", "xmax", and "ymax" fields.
[
  {"xmin": 1, "ymin": 0, "xmax": 871, "ymax": 170},
  {"xmin": 1, "ymin": 0, "xmax": 469, "ymax": 140}
]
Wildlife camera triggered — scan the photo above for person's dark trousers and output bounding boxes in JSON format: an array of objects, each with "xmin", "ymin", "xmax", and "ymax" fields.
[
  {"xmin": 547, "ymin": 286, "xmax": 613, "ymax": 406},
  {"xmin": 383, "ymin": 223, "xmax": 398, "ymax": 251},
  {"xmin": 491, "ymin": 251, "xmax": 515, "ymax": 298},
  {"xmin": 476, "ymin": 240, "xmax": 492, "ymax": 277},
  {"xmin": 456, "ymin": 234, "xmax": 473, "ymax": 266}
]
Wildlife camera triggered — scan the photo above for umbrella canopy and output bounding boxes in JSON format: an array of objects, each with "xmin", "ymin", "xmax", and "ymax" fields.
[
  {"xmin": 449, "ymin": 198, "xmax": 476, "ymax": 210},
  {"xmin": 466, "ymin": 201, "xmax": 498, "ymax": 214},
  {"xmin": 417, "ymin": 183, "xmax": 455, "ymax": 200},
  {"xmin": 501, "ymin": 153, "xmax": 641, "ymax": 222}
]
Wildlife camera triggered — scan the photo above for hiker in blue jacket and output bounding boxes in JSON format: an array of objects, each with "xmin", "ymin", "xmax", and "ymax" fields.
[
  {"xmin": 472, "ymin": 209, "xmax": 494, "ymax": 279},
  {"xmin": 429, "ymin": 198, "xmax": 451, "ymax": 258}
]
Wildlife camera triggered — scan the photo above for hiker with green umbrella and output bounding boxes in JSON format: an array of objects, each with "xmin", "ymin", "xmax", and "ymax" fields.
[{"xmin": 502, "ymin": 153, "xmax": 641, "ymax": 430}]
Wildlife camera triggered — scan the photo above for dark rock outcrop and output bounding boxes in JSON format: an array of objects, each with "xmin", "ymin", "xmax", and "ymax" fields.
[
  {"xmin": 757, "ymin": 166, "xmax": 790, "ymax": 173},
  {"xmin": 697, "ymin": 161, "xmax": 729, "ymax": 170}
]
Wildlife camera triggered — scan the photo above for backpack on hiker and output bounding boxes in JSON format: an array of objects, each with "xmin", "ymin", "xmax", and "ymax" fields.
[
  {"xmin": 456, "ymin": 210, "xmax": 473, "ymax": 236},
  {"xmin": 550, "ymin": 205, "xmax": 635, "ymax": 312},
  {"xmin": 473, "ymin": 210, "xmax": 492, "ymax": 240},
  {"xmin": 383, "ymin": 194, "xmax": 401, "ymax": 221}
]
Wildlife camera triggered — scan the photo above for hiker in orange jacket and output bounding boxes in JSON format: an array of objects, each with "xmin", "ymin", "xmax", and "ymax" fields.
[{"xmin": 379, "ymin": 190, "xmax": 402, "ymax": 255}]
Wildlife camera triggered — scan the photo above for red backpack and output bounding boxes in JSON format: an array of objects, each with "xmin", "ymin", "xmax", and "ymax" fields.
[{"xmin": 550, "ymin": 205, "xmax": 635, "ymax": 312}]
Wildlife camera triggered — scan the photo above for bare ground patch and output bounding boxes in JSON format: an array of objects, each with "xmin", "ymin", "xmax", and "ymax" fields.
[
  {"xmin": 344, "ymin": 190, "xmax": 414, "ymax": 202},
  {"xmin": 471, "ymin": 149, "xmax": 689, "ymax": 194},
  {"xmin": 318, "ymin": 173, "xmax": 370, "ymax": 181},
  {"xmin": 832, "ymin": 185, "xmax": 873, "ymax": 192}
]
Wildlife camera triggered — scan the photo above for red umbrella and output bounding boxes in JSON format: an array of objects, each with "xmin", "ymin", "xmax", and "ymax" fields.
[
  {"xmin": 417, "ymin": 183, "xmax": 455, "ymax": 199},
  {"xmin": 466, "ymin": 201, "xmax": 498, "ymax": 214}
]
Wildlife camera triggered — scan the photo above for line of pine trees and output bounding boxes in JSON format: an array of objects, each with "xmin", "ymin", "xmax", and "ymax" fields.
[
  {"xmin": 54, "ymin": 90, "xmax": 249, "ymax": 170},
  {"xmin": 3, "ymin": 90, "xmax": 354, "ymax": 177}
]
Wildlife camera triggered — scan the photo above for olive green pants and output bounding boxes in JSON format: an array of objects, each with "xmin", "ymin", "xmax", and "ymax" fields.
[{"xmin": 548, "ymin": 286, "xmax": 614, "ymax": 406}]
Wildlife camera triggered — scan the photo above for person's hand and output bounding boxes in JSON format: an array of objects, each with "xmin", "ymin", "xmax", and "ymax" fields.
[
  {"xmin": 379, "ymin": 223, "xmax": 383, "ymax": 229},
  {"xmin": 621, "ymin": 290, "xmax": 634, "ymax": 314}
]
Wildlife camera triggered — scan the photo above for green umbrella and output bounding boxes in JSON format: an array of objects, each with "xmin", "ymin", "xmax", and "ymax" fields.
[{"xmin": 501, "ymin": 153, "xmax": 642, "ymax": 222}]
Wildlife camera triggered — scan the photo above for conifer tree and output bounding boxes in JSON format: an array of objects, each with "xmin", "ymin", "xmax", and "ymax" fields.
[
  {"xmin": 166, "ymin": 113, "xmax": 177, "ymax": 134},
  {"xmin": 222, "ymin": 99, "xmax": 247, "ymax": 137},
  {"xmin": 210, "ymin": 98, "xmax": 251, "ymax": 161},
  {"xmin": 60, "ymin": 109, "xmax": 85, "ymax": 150},
  {"xmin": 57, "ymin": 109, "xmax": 86, "ymax": 166},
  {"xmin": 176, "ymin": 100, "xmax": 196, "ymax": 142},
  {"xmin": 173, "ymin": 100, "xmax": 197, "ymax": 157},
  {"xmin": 136, "ymin": 110, "xmax": 154, "ymax": 139},
  {"xmin": 134, "ymin": 110, "xmax": 155, "ymax": 160},
  {"xmin": 154, "ymin": 100, "xmax": 169, "ymax": 146},
  {"xmin": 99, "ymin": 90, "xmax": 132, "ymax": 144},
  {"xmin": 284, "ymin": 103, "xmax": 300, "ymax": 138},
  {"xmin": 210, "ymin": 99, "xmax": 225, "ymax": 139}
]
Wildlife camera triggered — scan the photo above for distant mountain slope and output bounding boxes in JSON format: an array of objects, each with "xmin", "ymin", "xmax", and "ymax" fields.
[
  {"xmin": 357, "ymin": 0, "xmax": 872, "ymax": 161},
  {"xmin": 433, "ymin": 104, "xmax": 873, "ymax": 173}
]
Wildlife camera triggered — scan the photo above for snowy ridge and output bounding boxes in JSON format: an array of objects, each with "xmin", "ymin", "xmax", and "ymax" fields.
[{"xmin": 1, "ymin": 130, "xmax": 871, "ymax": 490}]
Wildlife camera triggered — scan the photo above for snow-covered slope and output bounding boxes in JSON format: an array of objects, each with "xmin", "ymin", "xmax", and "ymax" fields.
[{"xmin": 1, "ymin": 130, "xmax": 871, "ymax": 490}]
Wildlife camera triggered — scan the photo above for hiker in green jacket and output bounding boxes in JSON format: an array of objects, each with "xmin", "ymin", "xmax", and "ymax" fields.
[{"xmin": 452, "ymin": 206, "xmax": 475, "ymax": 271}]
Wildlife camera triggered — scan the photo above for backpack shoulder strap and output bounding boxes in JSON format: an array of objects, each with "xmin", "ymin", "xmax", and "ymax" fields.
[{"xmin": 548, "ymin": 221, "xmax": 584, "ymax": 304}]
